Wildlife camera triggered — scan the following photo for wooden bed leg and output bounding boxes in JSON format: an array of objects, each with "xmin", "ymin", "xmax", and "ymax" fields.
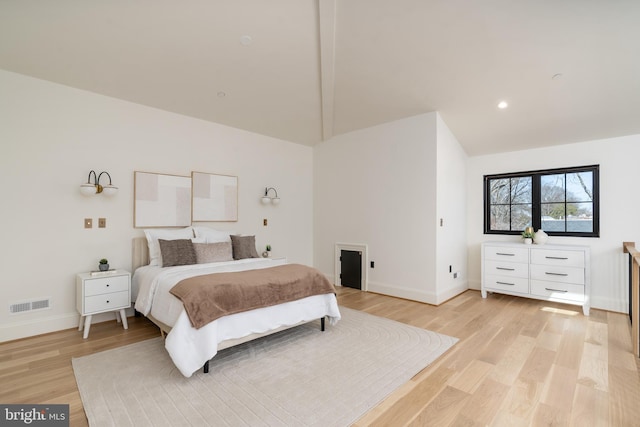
[
  {"xmin": 321, "ymin": 317, "xmax": 325, "ymax": 331},
  {"xmin": 203, "ymin": 361, "xmax": 209, "ymax": 374}
]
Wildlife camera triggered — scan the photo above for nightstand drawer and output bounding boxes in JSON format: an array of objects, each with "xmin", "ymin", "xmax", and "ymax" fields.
[
  {"xmin": 84, "ymin": 290, "xmax": 130, "ymax": 314},
  {"xmin": 484, "ymin": 260, "xmax": 528, "ymax": 278},
  {"xmin": 530, "ymin": 264, "xmax": 584, "ymax": 285},
  {"xmin": 531, "ymin": 249, "xmax": 585, "ymax": 268},
  {"xmin": 84, "ymin": 275, "xmax": 129, "ymax": 296}
]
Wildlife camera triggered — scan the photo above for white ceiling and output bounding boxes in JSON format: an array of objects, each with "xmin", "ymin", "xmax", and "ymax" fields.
[{"xmin": 1, "ymin": 0, "xmax": 639, "ymax": 156}]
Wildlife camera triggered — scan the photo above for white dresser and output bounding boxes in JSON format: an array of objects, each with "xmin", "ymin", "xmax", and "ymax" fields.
[
  {"xmin": 76, "ymin": 270, "xmax": 131, "ymax": 338},
  {"xmin": 481, "ymin": 242, "xmax": 590, "ymax": 315}
]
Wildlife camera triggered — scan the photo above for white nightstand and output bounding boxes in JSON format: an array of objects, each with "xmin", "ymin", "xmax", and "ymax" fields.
[{"xmin": 76, "ymin": 270, "xmax": 131, "ymax": 339}]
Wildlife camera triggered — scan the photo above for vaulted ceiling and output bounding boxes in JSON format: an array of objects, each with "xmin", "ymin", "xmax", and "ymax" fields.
[{"xmin": 1, "ymin": 1, "xmax": 639, "ymax": 156}]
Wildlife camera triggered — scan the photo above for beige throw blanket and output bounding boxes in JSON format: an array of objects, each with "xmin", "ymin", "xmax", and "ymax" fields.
[{"xmin": 170, "ymin": 264, "xmax": 336, "ymax": 329}]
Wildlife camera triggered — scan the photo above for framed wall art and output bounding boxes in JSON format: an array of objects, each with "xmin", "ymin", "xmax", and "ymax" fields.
[
  {"xmin": 191, "ymin": 171, "xmax": 238, "ymax": 222},
  {"xmin": 134, "ymin": 171, "xmax": 192, "ymax": 228}
]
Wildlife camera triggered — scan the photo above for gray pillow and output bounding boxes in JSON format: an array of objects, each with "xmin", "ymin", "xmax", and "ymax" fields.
[
  {"xmin": 158, "ymin": 239, "xmax": 196, "ymax": 267},
  {"xmin": 193, "ymin": 241, "xmax": 233, "ymax": 264},
  {"xmin": 230, "ymin": 235, "xmax": 260, "ymax": 260}
]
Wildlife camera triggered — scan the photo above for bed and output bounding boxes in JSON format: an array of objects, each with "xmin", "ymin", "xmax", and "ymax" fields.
[{"xmin": 131, "ymin": 227, "xmax": 341, "ymax": 378}]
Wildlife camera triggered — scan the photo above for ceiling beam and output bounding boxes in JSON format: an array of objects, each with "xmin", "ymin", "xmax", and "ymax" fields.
[{"xmin": 318, "ymin": 0, "xmax": 336, "ymax": 141}]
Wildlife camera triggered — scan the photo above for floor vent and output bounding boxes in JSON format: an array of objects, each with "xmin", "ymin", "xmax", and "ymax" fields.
[{"xmin": 9, "ymin": 298, "xmax": 51, "ymax": 314}]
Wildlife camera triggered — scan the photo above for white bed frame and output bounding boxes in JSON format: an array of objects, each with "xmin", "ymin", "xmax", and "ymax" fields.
[{"xmin": 131, "ymin": 237, "xmax": 326, "ymax": 373}]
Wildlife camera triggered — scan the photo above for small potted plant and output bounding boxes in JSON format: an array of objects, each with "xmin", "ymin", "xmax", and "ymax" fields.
[
  {"xmin": 521, "ymin": 227, "xmax": 535, "ymax": 245},
  {"xmin": 262, "ymin": 244, "xmax": 271, "ymax": 258},
  {"xmin": 99, "ymin": 258, "xmax": 110, "ymax": 271}
]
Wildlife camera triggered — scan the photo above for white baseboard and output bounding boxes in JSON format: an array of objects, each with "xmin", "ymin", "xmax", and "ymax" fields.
[
  {"xmin": 0, "ymin": 309, "xmax": 132, "ymax": 343},
  {"xmin": 367, "ymin": 281, "xmax": 468, "ymax": 305}
]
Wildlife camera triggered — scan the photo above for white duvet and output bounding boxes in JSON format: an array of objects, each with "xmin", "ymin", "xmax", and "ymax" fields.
[{"xmin": 133, "ymin": 258, "xmax": 341, "ymax": 377}]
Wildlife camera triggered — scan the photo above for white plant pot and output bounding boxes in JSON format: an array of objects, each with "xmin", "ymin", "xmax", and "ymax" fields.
[{"xmin": 523, "ymin": 238, "xmax": 533, "ymax": 245}]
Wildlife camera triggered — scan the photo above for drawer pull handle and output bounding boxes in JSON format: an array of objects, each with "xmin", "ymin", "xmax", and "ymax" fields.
[
  {"xmin": 545, "ymin": 272, "xmax": 568, "ymax": 276},
  {"xmin": 545, "ymin": 256, "xmax": 568, "ymax": 260},
  {"xmin": 545, "ymin": 287, "xmax": 568, "ymax": 293},
  {"xmin": 496, "ymin": 253, "xmax": 515, "ymax": 256},
  {"xmin": 106, "ymin": 300, "xmax": 110, "ymax": 303},
  {"xmin": 106, "ymin": 284, "xmax": 110, "ymax": 287},
  {"xmin": 496, "ymin": 267, "xmax": 515, "ymax": 271},
  {"xmin": 496, "ymin": 281, "xmax": 515, "ymax": 286}
]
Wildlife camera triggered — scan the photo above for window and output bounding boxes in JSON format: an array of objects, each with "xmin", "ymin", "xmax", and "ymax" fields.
[{"xmin": 484, "ymin": 165, "xmax": 599, "ymax": 237}]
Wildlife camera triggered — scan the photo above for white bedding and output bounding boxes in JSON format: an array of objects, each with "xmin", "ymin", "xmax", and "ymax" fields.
[{"xmin": 133, "ymin": 258, "xmax": 341, "ymax": 377}]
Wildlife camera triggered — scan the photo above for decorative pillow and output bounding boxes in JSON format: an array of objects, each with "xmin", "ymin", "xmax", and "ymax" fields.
[
  {"xmin": 192, "ymin": 227, "xmax": 233, "ymax": 243},
  {"xmin": 193, "ymin": 241, "xmax": 233, "ymax": 264},
  {"xmin": 144, "ymin": 227, "xmax": 194, "ymax": 266},
  {"xmin": 230, "ymin": 235, "xmax": 260, "ymax": 260},
  {"xmin": 158, "ymin": 239, "xmax": 197, "ymax": 267}
]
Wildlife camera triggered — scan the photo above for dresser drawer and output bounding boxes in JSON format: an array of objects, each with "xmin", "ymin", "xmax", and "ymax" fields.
[
  {"xmin": 485, "ymin": 260, "xmax": 528, "ymax": 278},
  {"xmin": 84, "ymin": 290, "xmax": 130, "ymax": 314},
  {"xmin": 84, "ymin": 275, "xmax": 129, "ymax": 296},
  {"xmin": 530, "ymin": 264, "xmax": 585, "ymax": 285},
  {"xmin": 530, "ymin": 280, "xmax": 585, "ymax": 303},
  {"xmin": 531, "ymin": 249, "xmax": 585, "ymax": 268},
  {"xmin": 484, "ymin": 246, "xmax": 529, "ymax": 263},
  {"xmin": 484, "ymin": 275, "xmax": 529, "ymax": 294}
]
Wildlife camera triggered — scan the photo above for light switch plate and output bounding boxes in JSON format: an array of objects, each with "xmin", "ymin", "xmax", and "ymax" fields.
[
  {"xmin": 84, "ymin": 218, "xmax": 92, "ymax": 229},
  {"xmin": 98, "ymin": 218, "xmax": 106, "ymax": 228}
]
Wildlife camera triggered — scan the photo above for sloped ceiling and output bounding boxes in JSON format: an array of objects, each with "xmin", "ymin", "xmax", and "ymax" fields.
[{"xmin": 1, "ymin": 0, "xmax": 639, "ymax": 155}]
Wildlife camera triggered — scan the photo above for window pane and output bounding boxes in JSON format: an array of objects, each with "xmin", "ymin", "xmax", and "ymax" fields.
[
  {"xmin": 567, "ymin": 202, "xmax": 593, "ymax": 232},
  {"xmin": 511, "ymin": 204, "xmax": 531, "ymax": 230},
  {"xmin": 511, "ymin": 177, "xmax": 532, "ymax": 203},
  {"xmin": 566, "ymin": 172, "xmax": 593, "ymax": 202},
  {"xmin": 541, "ymin": 202, "xmax": 566, "ymax": 231},
  {"xmin": 490, "ymin": 178, "xmax": 510, "ymax": 204},
  {"xmin": 490, "ymin": 205, "xmax": 511, "ymax": 230},
  {"xmin": 541, "ymin": 174, "xmax": 565, "ymax": 203}
]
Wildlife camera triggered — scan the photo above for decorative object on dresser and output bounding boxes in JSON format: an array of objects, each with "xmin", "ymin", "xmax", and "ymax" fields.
[
  {"xmin": 521, "ymin": 226, "xmax": 535, "ymax": 244},
  {"xmin": 76, "ymin": 270, "xmax": 131, "ymax": 338},
  {"xmin": 98, "ymin": 258, "xmax": 109, "ymax": 271},
  {"xmin": 534, "ymin": 229, "xmax": 549, "ymax": 245},
  {"xmin": 481, "ymin": 242, "xmax": 590, "ymax": 315},
  {"xmin": 79, "ymin": 170, "xmax": 118, "ymax": 196}
]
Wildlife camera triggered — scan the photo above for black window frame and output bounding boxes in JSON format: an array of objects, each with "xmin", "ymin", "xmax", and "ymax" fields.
[{"xmin": 484, "ymin": 165, "xmax": 600, "ymax": 238}]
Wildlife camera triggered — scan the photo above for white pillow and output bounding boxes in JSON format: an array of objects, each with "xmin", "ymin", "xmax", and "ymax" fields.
[
  {"xmin": 144, "ymin": 227, "xmax": 194, "ymax": 266},
  {"xmin": 192, "ymin": 226, "xmax": 232, "ymax": 243}
]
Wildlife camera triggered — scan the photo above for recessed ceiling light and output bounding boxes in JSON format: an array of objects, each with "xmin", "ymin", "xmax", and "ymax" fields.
[
  {"xmin": 240, "ymin": 35, "xmax": 252, "ymax": 46},
  {"xmin": 497, "ymin": 101, "xmax": 508, "ymax": 109},
  {"xmin": 552, "ymin": 73, "xmax": 563, "ymax": 80},
  {"xmin": 217, "ymin": 91, "xmax": 226, "ymax": 98}
]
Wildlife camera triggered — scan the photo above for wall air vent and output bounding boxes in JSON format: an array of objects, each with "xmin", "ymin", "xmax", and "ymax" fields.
[{"xmin": 9, "ymin": 298, "xmax": 51, "ymax": 314}]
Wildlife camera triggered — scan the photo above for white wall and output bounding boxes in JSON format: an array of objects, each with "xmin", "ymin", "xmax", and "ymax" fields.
[
  {"xmin": 466, "ymin": 134, "xmax": 640, "ymax": 312},
  {"xmin": 435, "ymin": 113, "xmax": 469, "ymax": 303},
  {"xmin": 0, "ymin": 70, "xmax": 314, "ymax": 341},
  {"xmin": 314, "ymin": 112, "xmax": 468, "ymax": 304}
]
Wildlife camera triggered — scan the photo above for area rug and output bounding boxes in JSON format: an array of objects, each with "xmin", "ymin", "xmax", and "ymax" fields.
[{"xmin": 72, "ymin": 307, "xmax": 457, "ymax": 426}]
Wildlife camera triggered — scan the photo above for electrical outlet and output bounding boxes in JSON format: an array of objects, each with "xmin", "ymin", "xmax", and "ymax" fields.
[
  {"xmin": 84, "ymin": 218, "xmax": 92, "ymax": 229},
  {"xmin": 370, "ymin": 261, "xmax": 375, "ymax": 268},
  {"xmin": 98, "ymin": 218, "xmax": 106, "ymax": 228},
  {"xmin": 453, "ymin": 272, "xmax": 459, "ymax": 279},
  {"xmin": 263, "ymin": 218, "xmax": 268, "ymax": 226}
]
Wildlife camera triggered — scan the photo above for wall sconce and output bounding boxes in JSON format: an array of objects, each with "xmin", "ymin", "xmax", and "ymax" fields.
[
  {"xmin": 260, "ymin": 187, "xmax": 280, "ymax": 205},
  {"xmin": 80, "ymin": 170, "xmax": 118, "ymax": 196}
]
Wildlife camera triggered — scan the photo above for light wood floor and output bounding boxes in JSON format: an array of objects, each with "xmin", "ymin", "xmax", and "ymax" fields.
[{"xmin": 1, "ymin": 288, "xmax": 639, "ymax": 426}]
